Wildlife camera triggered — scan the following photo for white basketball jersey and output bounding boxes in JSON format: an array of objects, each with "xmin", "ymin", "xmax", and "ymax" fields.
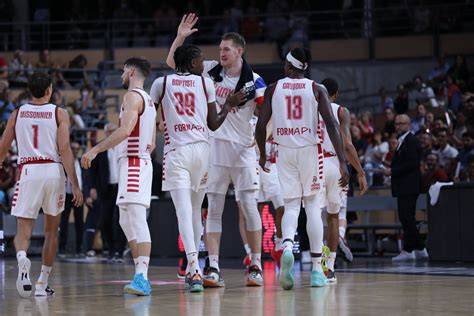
[
  {"xmin": 271, "ymin": 78, "xmax": 319, "ymax": 148},
  {"xmin": 319, "ymin": 102, "xmax": 342, "ymax": 154},
  {"xmin": 117, "ymin": 88, "xmax": 157, "ymax": 160},
  {"xmin": 15, "ymin": 103, "xmax": 61, "ymax": 165},
  {"xmin": 160, "ymin": 74, "xmax": 211, "ymax": 154}
]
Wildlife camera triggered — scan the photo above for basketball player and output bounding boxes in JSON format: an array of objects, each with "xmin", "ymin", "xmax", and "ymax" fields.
[
  {"xmin": 166, "ymin": 14, "xmax": 267, "ymax": 286},
  {"xmin": 150, "ymin": 45, "xmax": 246, "ymax": 292},
  {"xmin": 81, "ymin": 57, "xmax": 156, "ymax": 296},
  {"xmin": 255, "ymin": 48, "xmax": 349, "ymax": 289},
  {"xmin": 0, "ymin": 72, "xmax": 83, "ymax": 297},
  {"xmin": 318, "ymin": 78, "xmax": 368, "ymax": 283}
]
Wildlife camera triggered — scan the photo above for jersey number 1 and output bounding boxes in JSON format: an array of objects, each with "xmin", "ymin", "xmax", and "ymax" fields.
[
  {"xmin": 32, "ymin": 124, "xmax": 39, "ymax": 149},
  {"xmin": 286, "ymin": 96, "xmax": 302, "ymax": 120},
  {"xmin": 174, "ymin": 92, "xmax": 195, "ymax": 117}
]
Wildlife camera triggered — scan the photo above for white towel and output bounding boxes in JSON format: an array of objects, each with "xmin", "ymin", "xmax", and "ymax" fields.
[{"xmin": 428, "ymin": 181, "xmax": 453, "ymax": 206}]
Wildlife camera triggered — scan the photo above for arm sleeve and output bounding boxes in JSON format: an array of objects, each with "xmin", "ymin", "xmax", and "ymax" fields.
[
  {"xmin": 150, "ymin": 77, "xmax": 164, "ymax": 104},
  {"xmin": 204, "ymin": 77, "xmax": 216, "ymax": 103}
]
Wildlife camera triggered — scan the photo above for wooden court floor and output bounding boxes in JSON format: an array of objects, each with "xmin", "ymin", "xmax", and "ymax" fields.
[{"xmin": 1, "ymin": 258, "xmax": 473, "ymax": 316}]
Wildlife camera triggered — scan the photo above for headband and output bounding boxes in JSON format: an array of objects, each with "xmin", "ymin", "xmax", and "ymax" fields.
[{"xmin": 286, "ymin": 52, "xmax": 308, "ymax": 70}]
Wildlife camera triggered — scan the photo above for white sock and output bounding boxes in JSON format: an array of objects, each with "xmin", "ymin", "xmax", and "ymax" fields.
[
  {"xmin": 311, "ymin": 255, "xmax": 323, "ymax": 273},
  {"xmin": 17, "ymin": 251, "xmax": 27, "ymax": 263},
  {"xmin": 136, "ymin": 256, "xmax": 150, "ymax": 280},
  {"xmin": 250, "ymin": 253, "xmax": 261, "ymax": 269},
  {"xmin": 186, "ymin": 252, "xmax": 200, "ymax": 275},
  {"xmin": 38, "ymin": 265, "xmax": 52, "ymax": 285},
  {"xmin": 244, "ymin": 243, "xmax": 251, "ymax": 255},
  {"xmin": 275, "ymin": 238, "xmax": 283, "ymax": 251},
  {"xmin": 209, "ymin": 255, "xmax": 219, "ymax": 271},
  {"xmin": 339, "ymin": 227, "xmax": 346, "ymax": 239},
  {"xmin": 327, "ymin": 252, "xmax": 337, "ymax": 271}
]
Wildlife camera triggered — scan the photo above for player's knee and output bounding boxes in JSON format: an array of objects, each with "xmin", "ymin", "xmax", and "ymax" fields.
[
  {"xmin": 239, "ymin": 190, "xmax": 261, "ymax": 232},
  {"xmin": 327, "ymin": 202, "xmax": 340, "ymax": 215}
]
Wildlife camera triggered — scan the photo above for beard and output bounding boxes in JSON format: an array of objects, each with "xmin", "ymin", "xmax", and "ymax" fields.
[{"xmin": 122, "ymin": 80, "xmax": 129, "ymax": 90}]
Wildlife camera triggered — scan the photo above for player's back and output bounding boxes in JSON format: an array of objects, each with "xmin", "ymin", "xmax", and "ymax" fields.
[
  {"xmin": 15, "ymin": 103, "xmax": 61, "ymax": 165},
  {"xmin": 160, "ymin": 73, "xmax": 210, "ymax": 153},
  {"xmin": 272, "ymin": 77, "xmax": 319, "ymax": 148},
  {"xmin": 117, "ymin": 88, "xmax": 157, "ymax": 160},
  {"xmin": 319, "ymin": 102, "xmax": 341, "ymax": 154}
]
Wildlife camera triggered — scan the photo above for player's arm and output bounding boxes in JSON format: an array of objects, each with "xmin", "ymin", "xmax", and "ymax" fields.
[
  {"xmin": 315, "ymin": 83, "xmax": 349, "ymax": 187},
  {"xmin": 81, "ymin": 92, "xmax": 141, "ymax": 169},
  {"xmin": 0, "ymin": 109, "xmax": 18, "ymax": 165},
  {"xmin": 255, "ymin": 84, "xmax": 275, "ymax": 173},
  {"xmin": 166, "ymin": 14, "xmax": 199, "ymax": 69},
  {"xmin": 339, "ymin": 107, "xmax": 368, "ymax": 195},
  {"xmin": 57, "ymin": 108, "xmax": 83, "ymax": 206}
]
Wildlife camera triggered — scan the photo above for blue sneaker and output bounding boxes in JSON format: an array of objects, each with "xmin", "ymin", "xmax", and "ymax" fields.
[
  {"xmin": 279, "ymin": 249, "xmax": 295, "ymax": 290},
  {"xmin": 310, "ymin": 271, "xmax": 328, "ymax": 287},
  {"xmin": 124, "ymin": 273, "xmax": 152, "ymax": 296}
]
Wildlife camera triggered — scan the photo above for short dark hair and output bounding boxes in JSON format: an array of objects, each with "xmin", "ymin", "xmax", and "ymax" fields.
[
  {"xmin": 124, "ymin": 57, "xmax": 151, "ymax": 78},
  {"xmin": 28, "ymin": 72, "xmax": 52, "ymax": 98},
  {"xmin": 321, "ymin": 78, "xmax": 339, "ymax": 96},
  {"xmin": 174, "ymin": 45, "xmax": 202, "ymax": 72},
  {"xmin": 462, "ymin": 131, "xmax": 474, "ymax": 139},
  {"xmin": 221, "ymin": 32, "xmax": 246, "ymax": 49}
]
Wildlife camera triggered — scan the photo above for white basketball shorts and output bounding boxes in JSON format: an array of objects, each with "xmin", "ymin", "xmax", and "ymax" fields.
[{"xmin": 116, "ymin": 157, "xmax": 153, "ymax": 208}]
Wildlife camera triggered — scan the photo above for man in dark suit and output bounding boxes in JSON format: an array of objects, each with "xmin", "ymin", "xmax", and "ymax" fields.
[
  {"xmin": 89, "ymin": 123, "xmax": 126, "ymax": 262},
  {"xmin": 384, "ymin": 114, "xmax": 428, "ymax": 261}
]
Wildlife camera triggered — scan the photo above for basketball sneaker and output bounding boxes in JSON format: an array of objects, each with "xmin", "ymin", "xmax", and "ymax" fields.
[
  {"xmin": 246, "ymin": 265, "xmax": 263, "ymax": 286},
  {"xmin": 243, "ymin": 254, "xmax": 251, "ymax": 268},
  {"xmin": 326, "ymin": 270, "xmax": 337, "ymax": 284},
  {"xmin": 279, "ymin": 249, "xmax": 295, "ymax": 290},
  {"xmin": 338, "ymin": 236, "xmax": 353, "ymax": 263},
  {"xmin": 124, "ymin": 273, "xmax": 151, "ymax": 296},
  {"xmin": 16, "ymin": 257, "xmax": 32, "ymax": 298},
  {"xmin": 202, "ymin": 267, "xmax": 225, "ymax": 288},
  {"xmin": 392, "ymin": 251, "xmax": 415, "ymax": 262},
  {"xmin": 321, "ymin": 246, "xmax": 330, "ymax": 276},
  {"xmin": 185, "ymin": 272, "xmax": 204, "ymax": 293},
  {"xmin": 310, "ymin": 271, "xmax": 328, "ymax": 287},
  {"xmin": 271, "ymin": 248, "xmax": 283, "ymax": 269},
  {"xmin": 35, "ymin": 282, "xmax": 55, "ymax": 296}
]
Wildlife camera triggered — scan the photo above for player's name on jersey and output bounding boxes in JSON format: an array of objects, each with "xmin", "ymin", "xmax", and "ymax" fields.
[
  {"xmin": 282, "ymin": 82, "xmax": 307, "ymax": 90},
  {"xmin": 19, "ymin": 156, "xmax": 55, "ymax": 164},
  {"xmin": 171, "ymin": 79, "xmax": 196, "ymax": 87},
  {"xmin": 174, "ymin": 123, "xmax": 205, "ymax": 132},
  {"xmin": 215, "ymin": 85, "xmax": 233, "ymax": 98},
  {"xmin": 276, "ymin": 127, "xmax": 313, "ymax": 136},
  {"xmin": 19, "ymin": 111, "xmax": 53, "ymax": 119}
]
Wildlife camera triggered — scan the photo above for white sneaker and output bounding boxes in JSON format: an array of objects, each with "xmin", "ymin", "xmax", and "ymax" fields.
[
  {"xmin": 301, "ymin": 251, "xmax": 311, "ymax": 263},
  {"xmin": 35, "ymin": 282, "xmax": 55, "ymax": 296},
  {"xmin": 16, "ymin": 257, "xmax": 32, "ymax": 298},
  {"xmin": 392, "ymin": 251, "xmax": 415, "ymax": 262},
  {"xmin": 414, "ymin": 248, "xmax": 429, "ymax": 260}
]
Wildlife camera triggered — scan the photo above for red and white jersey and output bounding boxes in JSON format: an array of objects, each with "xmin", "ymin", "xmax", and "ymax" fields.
[
  {"xmin": 151, "ymin": 73, "xmax": 216, "ymax": 154},
  {"xmin": 15, "ymin": 103, "xmax": 61, "ymax": 165},
  {"xmin": 319, "ymin": 102, "xmax": 342, "ymax": 154},
  {"xmin": 117, "ymin": 88, "xmax": 157, "ymax": 160},
  {"xmin": 271, "ymin": 77, "xmax": 320, "ymax": 148}
]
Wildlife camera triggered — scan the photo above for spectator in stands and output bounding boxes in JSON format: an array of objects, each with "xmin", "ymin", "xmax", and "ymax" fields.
[
  {"xmin": 379, "ymin": 86, "xmax": 394, "ymax": 110},
  {"xmin": 351, "ymin": 125, "xmax": 368, "ymax": 159},
  {"xmin": 411, "ymin": 103, "xmax": 427, "ymax": 134},
  {"xmin": 0, "ymin": 151, "xmax": 16, "ymax": 206},
  {"xmin": 50, "ymin": 88, "xmax": 65, "ymax": 108},
  {"xmin": 59, "ymin": 142, "xmax": 84, "ymax": 256},
  {"xmin": 456, "ymin": 156, "xmax": 474, "ymax": 182},
  {"xmin": 418, "ymin": 131, "xmax": 434, "ymax": 162},
  {"xmin": 452, "ymin": 111, "xmax": 468, "ymax": 148},
  {"xmin": 463, "ymin": 96, "xmax": 474, "ymax": 130},
  {"xmin": 350, "ymin": 112, "xmax": 359, "ymax": 127},
  {"xmin": 412, "ymin": 75, "xmax": 439, "ymax": 108},
  {"xmin": 446, "ymin": 75, "xmax": 462, "ymax": 113},
  {"xmin": 358, "ymin": 111, "xmax": 374, "ymax": 144},
  {"xmin": 420, "ymin": 152, "xmax": 449, "ymax": 192},
  {"xmin": 35, "ymin": 48, "xmax": 55, "ymax": 69},
  {"xmin": 434, "ymin": 128, "xmax": 458, "ymax": 177},
  {"xmin": 385, "ymin": 114, "xmax": 427, "ymax": 262},
  {"xmin": 8, "ymin": 50, "xmax": 32, "ymax": 87},
  {"xmin": 383, "ymin": 107, "xmax": 396, "ymax": 139},
  {"xmin": 448, "ymin": 55, "xmax": 469, "ymax": 91},
  {"xmin": 74, "ymin": 84, "xmax": 104, "ymax": 128},
  {"xmin": 427, "ymin": 56, "xmax": 449, "ymax": 84},
  {"xmin": 363, "ymin": 131, "xmax": 389, "ymax": 187},
  {"xmin": 394, "ymin": 84, "xmax": 409, "ymax": 114},
  {"xmin": 14, "ymin": 90, "xmax": 31, "ymax": 107},
  {"xmin": 0, "ymin": 80, "xmax": 14, "ymax": 123},
  {"xmin": 457, "ymin": 131, "xmax": 474, "ymax": 172},
  {"xmin": 433, "ymin": 116, "xmax": 447, "ymax": 132},
  {"xmin": 286, "ymin": 13, "xmax": 309, "ymax": 50},
  {"xmin": 63, "ymin": 54, "xmax": 89, "ymax": 88}
]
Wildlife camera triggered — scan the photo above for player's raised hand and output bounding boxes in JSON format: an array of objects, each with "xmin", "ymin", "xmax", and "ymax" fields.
[
  {"xmin": 71, "ymin": 185, "xmax": 84, "ymax": 207},
  {"xmin": 259, "ymin": 155, "xmax": 270, "ymax": 173},
  {"xmin": 357, "ymin": 173, "xmax": 368, "ymax": 195},
  {"xmin": 225, "ymin": 90, "xmax": 248, "ymax": 107},
  {"xmin": 80, "ymin": 150, "xmax": 97, "ymax": 169},
  {"xmin": 177, "ymin": 13, "xmax": 199, "ymax": 38},
  {"xmin": 338, "ymin": 164, "xmax": 350, "ymax": 188}
]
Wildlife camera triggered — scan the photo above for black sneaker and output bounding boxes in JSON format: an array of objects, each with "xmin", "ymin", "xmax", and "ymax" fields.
[{"xmin": 327, "ymin": 270, "xmax": 337, "ymax": 284}]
